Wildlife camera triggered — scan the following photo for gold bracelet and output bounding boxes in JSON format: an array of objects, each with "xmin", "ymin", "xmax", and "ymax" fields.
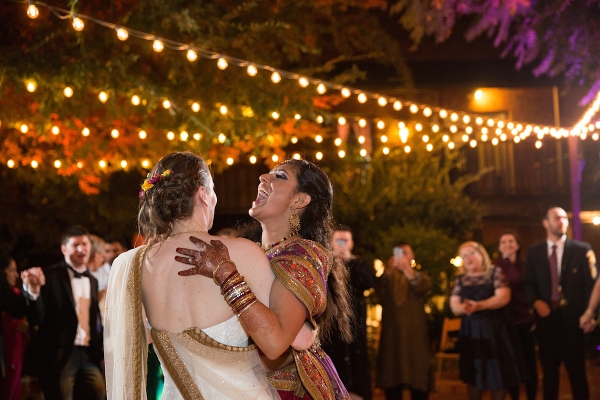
[
  {"xmin": 213, "ymin": 259, "xmax": 236, "ymax": 285},
  {"xmin": 583, "ymin": 308, "xmax": 594, "ymax": 317}
]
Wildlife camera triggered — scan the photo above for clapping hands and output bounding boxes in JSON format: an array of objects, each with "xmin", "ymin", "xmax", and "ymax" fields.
[{"xmin": 21, "ymin": 267, "xmax": 45, "ymax": 295}]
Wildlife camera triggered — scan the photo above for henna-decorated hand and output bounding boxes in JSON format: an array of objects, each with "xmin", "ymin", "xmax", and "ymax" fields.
[{"xmin": 175, "ymin": 236, "xmax": 232, "ymax": 281}]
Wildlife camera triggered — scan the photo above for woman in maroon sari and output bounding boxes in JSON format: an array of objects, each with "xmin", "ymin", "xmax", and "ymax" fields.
[{"xmin": 176, "ymin": 159, "xmax": 353, "ymax": 399}]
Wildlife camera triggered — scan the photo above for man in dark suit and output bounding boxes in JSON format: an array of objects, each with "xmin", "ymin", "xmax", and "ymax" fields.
[
  {"xmin": 524, "ymin": 207, "xmax": 597, "ymax": 400},
  {"xmin": 32, "ymin": 226, "xmax": 105, "ymax": 400}
]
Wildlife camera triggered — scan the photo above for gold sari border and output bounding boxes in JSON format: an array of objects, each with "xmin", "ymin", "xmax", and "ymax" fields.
[
  {"xmin": 181, "ymin": 326, "xmax": 256, "ymax": 352},
  {"xmin": 151, "ymin": 329, "xmax": 205, "ymax": 400},
  {"xmin": 127, "ymin": 245, "xmax": 148, "ymax": 400}
]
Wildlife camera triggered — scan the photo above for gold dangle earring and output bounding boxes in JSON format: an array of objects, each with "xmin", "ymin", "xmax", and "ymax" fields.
[{"xmin": 288, "ymin": 205, "xmax": 301, "ymax": 235}]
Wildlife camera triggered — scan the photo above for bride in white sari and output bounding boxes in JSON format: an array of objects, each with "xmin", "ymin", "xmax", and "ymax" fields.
[{"xmin": 104, "ymin": 152, "xmax": 281, "ymax": 399}]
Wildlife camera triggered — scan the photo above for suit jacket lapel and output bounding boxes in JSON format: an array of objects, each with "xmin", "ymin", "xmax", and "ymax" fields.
[{"xmin": 59, "ymin": 260, "xmax": 77, "ymax": 310}]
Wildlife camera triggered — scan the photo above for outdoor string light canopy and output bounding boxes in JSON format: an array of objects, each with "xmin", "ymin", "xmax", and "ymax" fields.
[{"xmin": 3, "ymin": 0, "xmax": 600, "ymax": 173}]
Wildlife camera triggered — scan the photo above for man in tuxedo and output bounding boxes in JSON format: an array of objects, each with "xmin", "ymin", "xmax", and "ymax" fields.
[
  {"xmin": 32, "ymin": 226, "xmax": 105, "ymax": 400},
  {"xmin": 524, "ymin": 207, "xmax": 597, "ymax": 400}
]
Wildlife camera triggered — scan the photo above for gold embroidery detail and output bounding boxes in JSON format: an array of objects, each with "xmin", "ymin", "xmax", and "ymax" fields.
[
  {"xmin": 128, "ymin": 245, "xmax": 148, "ymax": 400},
  {"xmin": 182, "ymin": 327, "xmax": 256, "ymax": 352},
  {"xmin": 151, "ymin": 329, "xmax": 205, "ymax": 400}
]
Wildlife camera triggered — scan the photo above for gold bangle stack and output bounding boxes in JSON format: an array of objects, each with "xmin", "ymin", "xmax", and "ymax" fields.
[{"xmin": 220, "ymin": 270, "xmax": 258, "ymax": 316}]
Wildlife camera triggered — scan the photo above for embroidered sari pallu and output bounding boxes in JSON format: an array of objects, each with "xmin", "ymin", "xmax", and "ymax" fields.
[{"xmin": 266, "ymin": 238, "xmax": 350, "ymax": 400}]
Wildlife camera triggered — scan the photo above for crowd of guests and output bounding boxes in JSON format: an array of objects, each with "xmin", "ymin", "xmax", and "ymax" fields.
[{"xmin": 2, "ymin": 186, "xmax": 600, "ymax": 400}]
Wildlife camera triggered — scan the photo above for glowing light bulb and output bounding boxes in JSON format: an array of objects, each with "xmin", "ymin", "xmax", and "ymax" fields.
[
  {"xmin": 186, "ymin": 49, "xmax": 198, "ymax": 62},
  {"xmin": 249, "ymin": 156, "xmax": 257, "ymax": 164},
  {"xmin": 404, "ymin": 145, "xmax": 411, "ymax": 153},
  {"xmin": 193, "ymin": 133, "xmax": 201, "ymax": 140},
  {"xmin": 7, "ymin": 159, "xmax": 15, "ymax": 168},
  {"xmin": 53, "ymin": 160, "xmax": 63, "ymax": 171},
  {"xmin": 357, "ymin": 93, "xmax": 367, "ymax": 103},
  {"xmin": 378, "ymin": 97, "xmax": 387, "ymax": 107},
  {"xmin": 291, "ymin": 136, "xmax": 298, "ymax": 144},
  {"xmin": 99, "ymin": 160, "xmax": 107, "ymax": 169},
  {"xmin": 166, "ymin": 131, "xmax": 175, "ymax": 140},
  {"xmin": 439, "ymin": 109, "xmax": 448, "ymax": 118},
  {"xmin": 426, "ymin": 143, "xmax": 433, "ymax": 151},
  {"xmin": 315, "ymin": 135, "xmax": 323, "ymax": 143},
  {"xmin": 219, "ymin": 105, "xmax": 228, "ymax": 115},
  {"xmin": 138, "ymin": 130, "xmax": 147, "ymax": 139},
  {"xmin": 294, "ymin": 113, "xmax": 301, "ymax": 120},
  {"xmin": 142, "ymin": 160, "xmax": 150, "ymax": 168},
  {"xmin": 298, "ymin": 77, "xmax": 309, "ymax": 87},
  {"xmin": 116, "ymin": 28, "xmax": 128, "ymax": 41},
  {"xmin": 463, "ymin": 115, "xmax": 471, "ymax": 124},
  {"xmin": 180, "ymin": 131, "xmax": 188, "ymax": 141},
  {"xmin": 393, "ymin": 101, "xmax": 402, "ymax": 111},
  {"xmin": 338, "ymin": 150, "xmax": 346, "ymax": 158},
  {"xmin": 217, "ymin": 58, "xmax": 228, "ymax": 70},
  {"xmin": 271, "ymin": 72, "xmax": 281, "ymax": 83},
  {"xmin": 31, "ymin": 160, "xmax": 39, "ymax": 169},
  {"xmin": 162, "ymin": 99, "xmax": 171, "ymax": 109},
  {"xmin": 218, "ymin": 133, "xmax": 227, "ymax": 143},
  {"xmin": 382, "ymin": 147, "xmax": 390, "ymax": 155},
  {"xmin": 120, "ymin": 160, "xmax": 127, "ymax": 169},
  {"xmin": 153, "ymin": 40, "xmax": 164, "ymax": 52},
  {"xmin": 360, "ymin": 149, "xmax": 367, "ymax": 157},
  {"xmin": 111, "ymin": 129, "xmax": 119, "ymax": 138},
  {"xmin": 377, "ymin": 120, "xmax": 385, "ymax": 130},
  {"xmin": 20, "ymin": 124, "xmax": 28, "ymax": 133},
  {"xmin": 422, "ymin": 135, "xmax": 429, "ymax": 143},
  {"xmin": 409, "ymin": 104, "xmax": 419, "ymax": 114},
  {"xmin": 338, "ymin": 117, "xmax": 346, "ymax": 125},
  {"xmin": 247, "ymin": 65, "xmax": 258, "ymax": 76},
  {"xmin": 191, "ymin": 102, "xmax": 200, "ymax": 112},
  {"xmin": 272, "ymin": 155, "xmax": 279, "ymax": 162},
  {"xmin": 415, "ymin": 123, "xmax": 423, "ymax": 132},
  {"xmin": 442, "ymin": 135, "xmax": 449, "ymax": 143},
  {"xmin": 492, "ymin": 138, "xmax": 499, "ymax": 145},
  {"xmin": 448, "ymin": 141, "xmax": 455, "ymax": 149},
  {"xmin": 474, "ymin": 89, "xmax": 483, "ymax": 100},
  {"xmin": 25, "ymin": 80, "xmax": 37, "ymax": 92},
  {"xmin": 98, "ymin": 91, "xmax": 108, "ymax": 103},
  {"xmin": 51, "ymin": 126, "xmax": 60, "ymax": 135},
  {"xmin": 423, "ymin": 107, "xmax": 432, "ymax": 117},
  {"xmin": 317, "ymin": 84, "xmax": 326, "ymax": 94},
  {"xmin": 271, "ymin": 111, "xmax": 279, "ymax": 120},
  {"xmin": 292, "ymin": 153, "xmax": 301, "ymax": 160},
  {"xmin": 341, "ymin": 88, "xmax": 351, "ymax": 98},
  {"xmin": 462, "ymin": 134, "xmax": 469, "ymax": 142},
  {"xmin": 27, "ymin": 4, "xmax": 39, "ymax": 18},
  {"xmin": 82, "ymin": 127, "xmax": 90, "ymax": 136},
  {"xmin": 358, "ymin": 119, "xmax": 367, "ymax": 128},
  {"xmin": 131, "ymin": 95, "xmax": 141, "ymax": 105},
  {"xmin": 72, "ymin": 17, "xmax": 84, "ymax": 31},
  {"xmin": 470, "ymin": 139, "xmax": 477, "ymax": 148},
  {"xmin": 226, "ymin": 158, "xmax": 234, "ymax": 165},
  {"xmin": 358, "ymin": 135, "xmax": 365, "ymax": 144},
  {"xmin": 316, "ymin": 115, "xmax": 324, "ymax": 124},
  {"xmin": 316, "ymin": 152, "xmax": 323, "ymax": 160},
  {"xmin": 63, "ymin": 87, "xmax": 73, "ymax": 97},
  {"xmin": 334, "ymin": 138, "xmax": 342, "ymax": 147},
  {"xmin": 432, "ymin": 124, "xmax": 439, "ymax": 133},
  {"xmin": 381, "ymin": 135, "xmax": 388, "ymax": 143}
]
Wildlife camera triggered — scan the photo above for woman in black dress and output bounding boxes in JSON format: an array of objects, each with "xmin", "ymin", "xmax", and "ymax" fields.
[{"xmin": 449, "ymin": 241, "xmax": 523, "ymax": 400}]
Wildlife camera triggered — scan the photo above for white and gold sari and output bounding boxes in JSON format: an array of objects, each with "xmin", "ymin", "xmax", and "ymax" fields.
[{"xmin": 104, "ymin": 246, "xmax": 278, "ymax": 399}]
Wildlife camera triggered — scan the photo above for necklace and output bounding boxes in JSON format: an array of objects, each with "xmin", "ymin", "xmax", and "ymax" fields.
[
  {"xmin": 168, "ymin": 230, "xmax": 208, "ymax": 239},
  {"xmin": 262, "ymin": 232, "xmax": 297, "ymax": 251}
]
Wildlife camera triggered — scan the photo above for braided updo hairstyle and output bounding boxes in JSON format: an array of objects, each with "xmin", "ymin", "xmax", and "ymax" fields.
[
  {"xmin": 278, "ymin": 159, "xmax": 353, "ymax": 343},
  {"xmin": 137, "ymin": 152, "xmax": 210, "ymax": 246}
]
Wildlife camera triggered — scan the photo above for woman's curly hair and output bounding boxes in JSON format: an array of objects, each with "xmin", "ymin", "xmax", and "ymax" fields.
[{"xmin": 137, "ymin": 152, "xmax": 210, "ymax": 246}]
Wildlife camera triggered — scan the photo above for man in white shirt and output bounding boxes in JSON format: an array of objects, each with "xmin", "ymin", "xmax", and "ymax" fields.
[{"xmin": 31, "ymin": 226, "xmax": 105, "ymax": 400}]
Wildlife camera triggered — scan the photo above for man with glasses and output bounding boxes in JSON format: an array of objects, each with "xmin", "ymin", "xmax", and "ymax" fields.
[{"xmin": 524, "ymin": 207, "xmax": 597, "ymax": 400}]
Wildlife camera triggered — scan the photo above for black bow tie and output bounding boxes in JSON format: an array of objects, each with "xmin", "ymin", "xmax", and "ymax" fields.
[{"xmin": 68, "ymin": 265, "xmax": 87, "ymax": 279}]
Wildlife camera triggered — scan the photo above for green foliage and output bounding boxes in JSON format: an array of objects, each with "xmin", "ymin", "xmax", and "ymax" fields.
[{"xmin": 327, "ymin": 142, "xmax": 481, "ymax": 296}]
